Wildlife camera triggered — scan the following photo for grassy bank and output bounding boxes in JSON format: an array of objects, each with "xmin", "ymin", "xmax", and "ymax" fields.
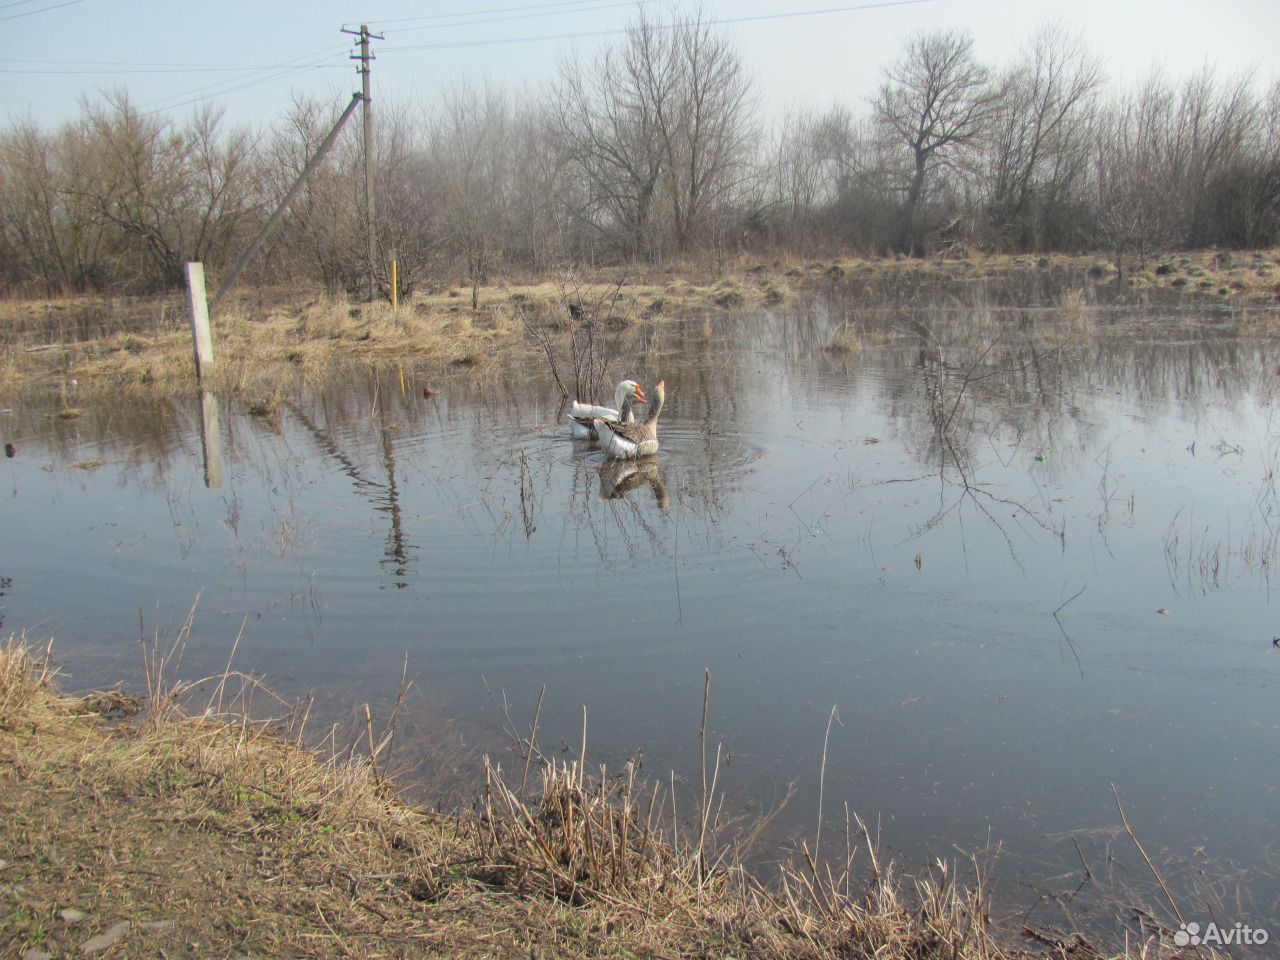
[
  {"xmin": 2, "ymin": 249, "xmax": 1277, "ymax": 404},
  {"xmin": 0, "ymin": 638, "xmax": 1206, "ymax": 960}
]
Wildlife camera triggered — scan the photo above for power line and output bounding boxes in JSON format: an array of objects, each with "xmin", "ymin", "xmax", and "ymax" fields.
[
  {"xmin": 140, "ymin": 63, "xmax": 339, "ymax": 116},
  {"xmin": 138, "ymin": 44, "xmax": 350, "ymax": 116},
  {"xmin": 0, "ymin": 0, "xmax": 85, "ymax": 23},
  {"xmin": 364, "ymin": 0, "xmax": 650, "ymax": 35},
  {"xmin": 353, "ymin": 0, "xmax": 626, "ymax": 30},
  {"xmin": 0, "ymin": 56, "xmax": 349, "ymax": 70},
  {"xmin": 382, "ymin": 0, "xmax": 936, "ymax": 54},
  {"xmin": 0, "ymin": 64, "xmax": 348, "ymax": 75},
  {"xmin": 2, "ymin": 1, "xmax": 633, "ymax": 74},
  {"xmin": 144, "ymin": 0, "xmax": 936, "ymax": 115}
]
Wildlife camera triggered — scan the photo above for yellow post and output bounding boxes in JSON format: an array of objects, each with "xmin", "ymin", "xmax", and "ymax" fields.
[{"xmin": 391, "ymin": 258, "xmax": 399, "ymax": 311}]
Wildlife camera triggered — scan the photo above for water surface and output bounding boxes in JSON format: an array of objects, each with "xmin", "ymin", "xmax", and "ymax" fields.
[{"xmin": 4, "ymin": 292, "xmax": 1278, "ymax": 940}]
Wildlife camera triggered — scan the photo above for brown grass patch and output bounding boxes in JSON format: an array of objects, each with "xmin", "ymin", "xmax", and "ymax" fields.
[
  {"xmin": 824, "ymin": 319, "xmax": 863, "ymax": 355},
  {"xmin": 2, "ymin": 250, "xmax": 1276, "ymax": 404}
]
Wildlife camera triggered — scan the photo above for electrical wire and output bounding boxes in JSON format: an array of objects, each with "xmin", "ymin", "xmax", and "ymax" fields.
[
  {"xmin": 141, "ymin": 64, "xmax": 340, "ymax": 115},
  {"xmin": 352, "ymin": 0, "xmax": 629, "ymax": 30},
  {"xmin": 0, "ymin": 0, "xmax": 84, "ymax": 23},
  {"xmin": 139, "ymin": 44, "xmax": 351, "ymax": 116},
  {"xmin": 364, "ymin": 0, "xmax": 651, "ymax": 35},
  {"xmin": 381, "ymin": 0, "xmax": 935, "ymax": 54},
  {"xmin": 0, "ymin": 63, "xmax": 349, "ymax": 75},
  {"xmin": 5, "ymin": 0, "xmax": 931, "ymax": 75}
]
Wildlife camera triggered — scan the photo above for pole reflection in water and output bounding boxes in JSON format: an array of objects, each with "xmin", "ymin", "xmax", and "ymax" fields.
[{"xmin": 198, "ymin": 388, "xmax": 223, "ymax": 489}]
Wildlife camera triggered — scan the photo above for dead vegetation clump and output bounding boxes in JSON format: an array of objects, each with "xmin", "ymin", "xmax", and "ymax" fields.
[
  {"xmin": 824, "ymin": 319, "xmax": 864, "ymax": 355},
  {"xmin": 0, "ymin": 635, "xmax": 1212, "ymax": 960}
]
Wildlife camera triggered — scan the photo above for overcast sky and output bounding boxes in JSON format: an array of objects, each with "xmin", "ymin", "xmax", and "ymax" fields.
[{"xmin": 5, "ymin": 0, "xmax": 1277, "ymax": 132}]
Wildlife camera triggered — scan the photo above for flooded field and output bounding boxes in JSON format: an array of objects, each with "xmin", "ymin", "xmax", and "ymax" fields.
[{"xmin": 4, "ymin": 290, "xmax": 1279, "ymax": 944}]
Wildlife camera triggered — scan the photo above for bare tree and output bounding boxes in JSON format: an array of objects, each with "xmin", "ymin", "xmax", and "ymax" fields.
[
  {"xmin": 265, "ymin": 95, "xmax": 365, "ymax": 295},
  {"xmin": 1172, "ymin": 69, "xmax": 1262, "ymax": 247},
  {"xmin": 1, "ymin": 102, "xmax": 261, "ymax": 295},
  {"xmin": 431, "ymin": 84, "xmax": 514, "ymax": 308},
  {"xmin": 760, "ymin": 105, "xmax": 891, "ymax": 252},
  {"xmin": 553, "ymin": 23, "xmax": 667, "ymax": 259},
  {"xmin": 657, "ymin": 11, "xmax": 754, "ymax": 253},
  {"xmin": 63, "ymin": 92, "xmax": 261, "ymax": 291},
  {"xmin": 768, "ymin": 109, "xmax": 828, "ymax": 235},
  {"xmin": 505, "ymin": 100, "xmax": 572, "ymax": 271},
  {"xmin": 874, "ymin": 30, "xmax": 999, "ymax": 255},
  {"xmin": 0, "ymin": 119, "xmax": 102, "ymax": 293},
  {"xmin": 373, "ymin": 98, "xmax": 439, "ymax": 300},
  {"xmin": 1094, "ymin": 76, "xmax": 1182, "ymax": 278},
  {"xmin": 552, "ymin": 7, "xmax": 752, "ymax": 260},
  {"xmin": 986, "ymin": 24, "xmax": 1101, "ymax": 250},
  {"xmin": 183, "ymin": 105, "xmax": 260, "ymax": 268},
  {"xmin": 1244, "ymin": 78, "xmax": 1280, "ymax": 245}
]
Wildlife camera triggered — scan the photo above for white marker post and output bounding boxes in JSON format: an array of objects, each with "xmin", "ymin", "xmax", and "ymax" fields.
[{"xmin": 185, "ymin": 262, "xmax": 215, "ymax": 379}]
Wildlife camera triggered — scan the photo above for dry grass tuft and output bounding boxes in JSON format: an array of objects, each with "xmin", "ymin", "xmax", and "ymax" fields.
[
  {"xmin": 824, "ymin": 319, "xmax": 863, "ymax": 355},
  {"xmin": 1059, "ymin": 286, "xmax": 1091, "ymax": 316}
]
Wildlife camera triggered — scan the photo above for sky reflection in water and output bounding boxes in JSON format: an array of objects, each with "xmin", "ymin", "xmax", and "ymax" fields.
[{"xmin": 4, "ymin": 293, "xmax": 1279, "ymax": 936}]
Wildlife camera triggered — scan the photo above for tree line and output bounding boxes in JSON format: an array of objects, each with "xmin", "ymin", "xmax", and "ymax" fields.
[{"xmin": 2, "ymin": 11, "xmax": 1277, "ymax": 298}]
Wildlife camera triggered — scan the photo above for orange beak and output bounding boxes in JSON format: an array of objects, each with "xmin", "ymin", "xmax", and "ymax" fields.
[{"xmin": 634, "ymin": 384, "xmax": 647, "ymax": 403}]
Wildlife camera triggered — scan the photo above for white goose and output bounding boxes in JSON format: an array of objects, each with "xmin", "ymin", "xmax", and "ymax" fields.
[
  {"xmin": 567, "ymin": 380, "xmax": 645, "ymax": 440},
  {"xmin": 595, "ymin": 380, "xmax": 665, "ymax": 459}
]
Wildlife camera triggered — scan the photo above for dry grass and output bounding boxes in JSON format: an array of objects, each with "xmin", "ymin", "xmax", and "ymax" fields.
[
  {"xmin": 0, "ymin": 635, "xmax": 1214, "ymax": 960},
  {"xmin": 0, "ymin": 272, "xmax": 782, "ymax": 401},
  {"xmin": 0, "ymin": 249, "xmax": 1274, "ymax": 407},
  {"xmin": 824, "ymin": 319, "xmax": 864, "ymax": 355},
  {"xmin": 2, "ymin": 250, "xmax": 1276, "ymax": 402},
  {"xmin": 1058, "ymin": 286, "xmax": 1092, "ymax": 316}
]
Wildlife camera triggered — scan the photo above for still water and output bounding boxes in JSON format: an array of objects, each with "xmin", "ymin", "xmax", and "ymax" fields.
[{"xmin": 4, "ymin": 292, "xmax": 1279, "ymax": 938}]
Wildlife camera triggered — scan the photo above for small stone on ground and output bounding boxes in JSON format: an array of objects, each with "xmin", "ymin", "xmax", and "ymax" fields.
[{"xmin": 80, "ymin": 920, "xmax": 129, "ymax": 954}]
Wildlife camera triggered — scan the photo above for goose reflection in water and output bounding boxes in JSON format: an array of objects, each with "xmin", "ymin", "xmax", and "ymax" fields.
[{"xmin": 598, "ymin": 456, "xmax": 669, "ymax": 511}]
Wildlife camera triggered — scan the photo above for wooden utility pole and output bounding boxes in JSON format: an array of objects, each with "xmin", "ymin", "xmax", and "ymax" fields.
[
  {"xmin": 343, "ymin": 23, "xmax": 383, "ymax": 302},
  {"xmin": 212, "ymin": 93, "xmax": 364, "ymax": 309}
]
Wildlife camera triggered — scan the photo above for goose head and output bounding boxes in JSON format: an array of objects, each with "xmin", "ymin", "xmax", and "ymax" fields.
[
  {"xmin": 615, "ymin": 379, "xmax": 645, "ymax": 409},
  {"xmin": 645, "ymin": 380, "xmax": 665, "ymax": 422}
]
